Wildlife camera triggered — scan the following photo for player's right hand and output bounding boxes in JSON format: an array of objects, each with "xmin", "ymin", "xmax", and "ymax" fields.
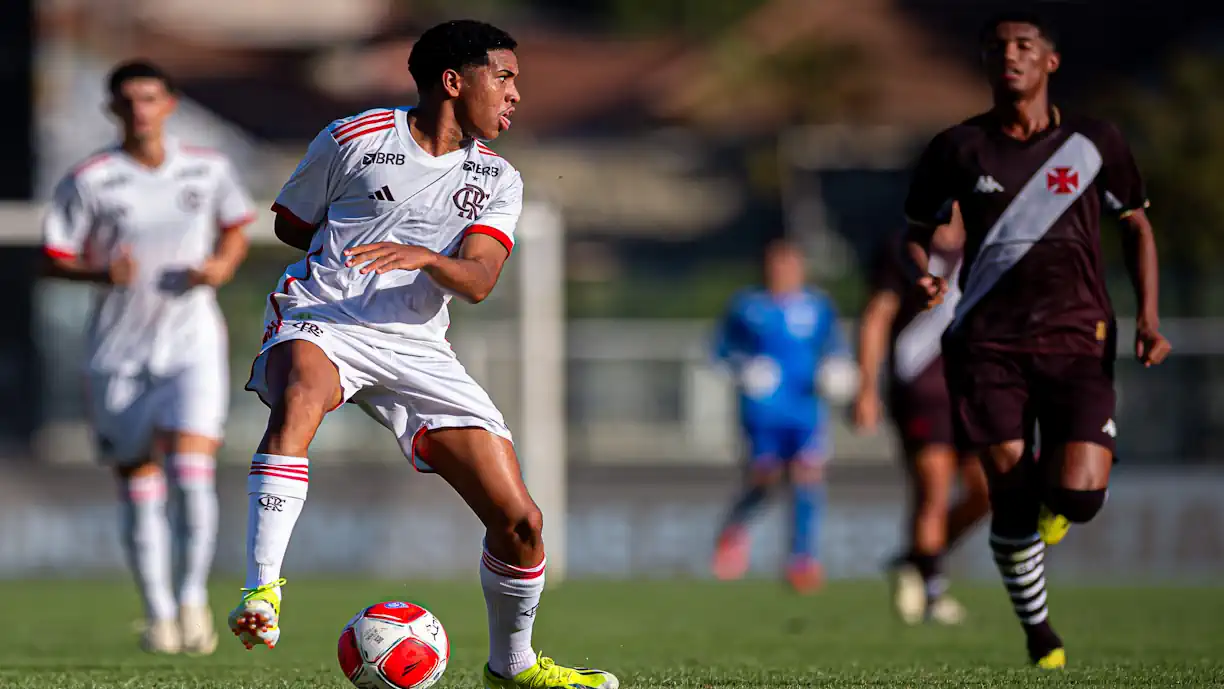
[
  {"xmin": 916, "ymin": 274, "xmax": 947, "ymax": 309},
  {"xmin": 108, "ymin": 247, "xmax": 136, "ymax": 286},
  {"xmin": 852, "ymin": 388, "xmax": 881, "ymax": 434}
]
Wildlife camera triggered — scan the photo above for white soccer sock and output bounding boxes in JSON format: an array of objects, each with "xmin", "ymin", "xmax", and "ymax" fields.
[
  {"xmin": 171, "ymin": 452, "xmax": 217, "ymax": 607},
  {"xmin": 119, "ymin": 472, "xmax": 177, "ymax": 622},
  {"xmin": 245, "ymin": 453, "xmax": 309, "ymax": 593},
  {"xmin": 481, "ymin": 547, "xmax": 546, "ymax": 678}
]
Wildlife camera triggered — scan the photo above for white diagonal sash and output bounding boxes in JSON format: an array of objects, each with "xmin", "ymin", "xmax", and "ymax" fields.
[
  {"xmin": 894, "ymin": 254, "xmax": 961, "ymax": 382},
  {"xmin": 950, "ymin": 133, "xmax": 1102, "ymax": 332}
]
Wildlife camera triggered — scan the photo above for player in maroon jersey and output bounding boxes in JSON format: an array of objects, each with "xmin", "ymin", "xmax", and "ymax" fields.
[
  {"xmin": 855, "ymin": 208, "xmax": 990, "ymax": 626},
  {"xmin": 902, "ymin": 11, "xmax": 1171, "ymax": 667}
]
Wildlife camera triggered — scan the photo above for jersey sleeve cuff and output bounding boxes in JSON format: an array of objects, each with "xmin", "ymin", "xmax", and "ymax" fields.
[
  {"xmin": 270, "ymin": 202, "xmax": 317, "ymax": 230},
  {"xmin": 43, "ymin": 246, "xmax": 78, "ymax": 260},
  {"xmin": 1117, "ymin": 199, "xmax": 1151, "ymax": 220},
  {"xmin": 220, "ymin": 212, "xmax": 257, "ymax": 232},
  {"xmin": 463, "ymin": 224, "xmax": 514, "ymax": 254}
]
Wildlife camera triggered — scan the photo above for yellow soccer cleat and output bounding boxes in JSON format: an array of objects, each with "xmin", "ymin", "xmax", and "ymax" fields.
[
  {"xmin": 484, "ymin": 653, "xmax": 619, "ymax": 689},
  {"xmin": 1034, "ymin": 647, "xmax": 1066, "ymax": 669},
  {"xmin": 1038, "ymin": 505, "xmax": 1071, "ymax": 545},
  {"xmin": 228, "ymin": 578, "xmax": 285, "ymax": 650}
]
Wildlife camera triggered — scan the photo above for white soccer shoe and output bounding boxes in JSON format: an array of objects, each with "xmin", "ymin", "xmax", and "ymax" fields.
[
  {"xmin": 141, "ymin": 618, "xmax": 183, "ymax": 654},
  {"xmin": 889, "ymin": 562, "xmax": 927, "ymax": 626},
  {"xmin": 228, "ymin": 578, "xmax": 284, "ymax": 650},
  {"xmin": 179, "ymin": 604, "xmax": 219, "ymax": 655},
  {"xmin": 927, "ymin": 595, "xmax": 967, "ymax": 625}
]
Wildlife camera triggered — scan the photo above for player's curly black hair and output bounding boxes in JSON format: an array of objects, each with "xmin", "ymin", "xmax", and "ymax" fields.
[
  {"xmin": 408, "ymin": 20, "xmax": 518, "ymax": 94},
  {"xmin": 980, "ymin": 10, "xmax": 1059, "ymax": 50},
  {"xmin": 106, "ymin": 60, "xmax": 177, "ymax": 98}
]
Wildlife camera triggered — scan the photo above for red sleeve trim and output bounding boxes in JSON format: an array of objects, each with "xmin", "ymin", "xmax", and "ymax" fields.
[
  {"xmin": 220, "ymin": 212, "xmax": 257, "ymax": 233},
  {"xmin": 44, "ymin": 246, "xmax": 77, "ymax": 261},
  {"xmin": 270, "ymin": 203, "xmax": 316, "ymax": 230},
  {"xmin": 463, "ymin": 224, "xmax": 513, "ymax": 254}
]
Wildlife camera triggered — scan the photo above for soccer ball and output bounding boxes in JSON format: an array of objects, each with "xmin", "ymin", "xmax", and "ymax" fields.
[{"xmin": 338, "ymin": 601, "xmax": 450, "ymax": 689}]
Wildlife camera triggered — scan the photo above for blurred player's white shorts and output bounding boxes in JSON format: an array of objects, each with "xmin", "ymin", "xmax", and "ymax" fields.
[
  {"xmin": 245, "ymin": 315, "xmax": 512, "ymax": 472},
  {"xmin": 87, "ymin": 354, "xmax": 229, "ymax": 465}
]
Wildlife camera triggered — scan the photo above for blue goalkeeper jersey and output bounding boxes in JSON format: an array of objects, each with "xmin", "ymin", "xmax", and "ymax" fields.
[{"xmin": 714, "ymin": 288, "xmax": 849, "ymax": 430}]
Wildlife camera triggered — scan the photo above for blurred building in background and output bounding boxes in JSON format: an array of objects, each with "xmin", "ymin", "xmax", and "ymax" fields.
[{"xmin": 4, "ymin": 0, "xmax": 1224, "ymax": 579}]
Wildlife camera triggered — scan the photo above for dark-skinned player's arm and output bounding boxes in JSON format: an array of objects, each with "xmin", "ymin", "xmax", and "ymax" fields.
[
  {"xmin": 272, "ymin": 212, "xmax": 318, "ymax": 252},
  {"xmin": 1103, "ymin": 123, "xmax": 1171, "ymax": 367},
  {"xmin": 1118, "ymin": 208, "xmax": 1170, "ymax": 367},
  {"xmin": 41, "ymin": 173, "xmax": 134, "ymax": 285},
  {"xmin": 853, "ymin": 259, "xmax": 901, "ymax": 434},
  {"xmin": 344, "ymin": 233, "xmax": 510, "ymax": 304},
  {"xmin": 902, "ymin": 132, "xmax": 958, "ymax": 309}
]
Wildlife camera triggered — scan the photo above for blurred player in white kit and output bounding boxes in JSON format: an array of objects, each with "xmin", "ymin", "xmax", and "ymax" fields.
[
  {"xmin": 41, "ymin": 61, "xmax": 255, "ymax": 655},
  {"xmin": 232, "ymin": 19, "xmax": 617, "ymax": 689}
]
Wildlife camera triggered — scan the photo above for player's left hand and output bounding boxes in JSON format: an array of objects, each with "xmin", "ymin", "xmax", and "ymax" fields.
[
  {"xmin": 345, "ymin": 243, "xmax": 437, "ymax": 274},
  {"xmin": 1134, "ymin": 320, "xmax": 1172, "ymax": 367},
  {"xmin": 186, "ymin": 258, "xmax": 234, "ymax": 287}
]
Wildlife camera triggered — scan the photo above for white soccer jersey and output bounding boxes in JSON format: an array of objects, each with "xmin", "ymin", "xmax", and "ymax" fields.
[
  {"xmin": 43, "ymin": 139, "xmax": 256, "ymax": 375},
  {"xmin": 267, "ymin": 107, "xmax": 524, "ymax": 346}
]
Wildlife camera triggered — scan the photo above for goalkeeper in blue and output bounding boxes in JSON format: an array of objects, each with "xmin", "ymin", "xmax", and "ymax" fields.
[{"xmin": 710, "ymin": 238, "xmax": 856, "ymax": 593}]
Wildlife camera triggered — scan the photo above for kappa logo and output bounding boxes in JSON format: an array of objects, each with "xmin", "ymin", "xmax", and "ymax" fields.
[
  {"xmin": 1047, "ymin": 166, "xmax": 1079, "ymax": 194},
  {"xmin": 1101, "ymin": 419, "xmax": 1117, "ymax": 438},
  {"xmin": 452, "ymin": 183, "xmax": 489, "ymax": 220},
  {"xmin": 974, "ymin": 175, "xmax": 1005, "ymax": 193},
  {"xmin": 363, "ymin": 152, "xmax": 405, "ymax": 166}
]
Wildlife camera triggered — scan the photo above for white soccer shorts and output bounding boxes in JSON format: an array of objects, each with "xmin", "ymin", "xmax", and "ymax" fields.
[
  {"xmin": 245, "ymin": 315, "xmax": 512, "ymax": 471},
  {"xmin": 87, "ymin": 353, "xmax": 229, "ymax": 465}
]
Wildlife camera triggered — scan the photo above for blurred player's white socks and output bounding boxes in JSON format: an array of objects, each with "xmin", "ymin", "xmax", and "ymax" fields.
[
  {"xmin": 481, "ymin": 547, "xmax": 546, "ymax": 677},
  {"xmin": 245, "ymin": 453, "xmax": 309, "ymax": 591},
  {"xmin": 171, "ymin": 453, "xmax": 217, "ymax": 607},
  {"xmin": 119, "ymin": 471, "xmax": 176, "ymax": 622}
]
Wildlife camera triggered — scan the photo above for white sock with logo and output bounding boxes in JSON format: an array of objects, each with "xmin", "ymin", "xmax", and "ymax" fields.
[
  {"xmin": 481, "ymin": 546, "xmax": 546, "ymax": 678},
  {"xmin": 244, "ymin": 453, "xmax": 309, "ymax": 595}
]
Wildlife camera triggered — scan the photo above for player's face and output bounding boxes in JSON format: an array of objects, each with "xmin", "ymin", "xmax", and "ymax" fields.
[
  {"xmin": 109, "ymin": 78, "xmax": 177, "ymax": 141},
  {"xmin": 765, "ymin": 244, "xmax": 805, "ymax": 293},
  {"xmin": 456, "ymin": 49, "xmax": 520, "ymax": 141},
  {"xmin": 982, "ymin": 22, "xmax": 1059, "ymax": 98}
]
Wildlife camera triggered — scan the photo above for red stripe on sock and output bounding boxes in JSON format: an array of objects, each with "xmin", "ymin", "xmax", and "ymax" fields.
[
  {"xmin": 481, "ymin": 552, "xmax": 545, "ymax": 579},
  {"xmin": 248, "ymin": 469, "xmax": 309, "ymax": 483},
  {"xmin": 249, "ymin": 463, "xmax": 309, "ymax": 476}
]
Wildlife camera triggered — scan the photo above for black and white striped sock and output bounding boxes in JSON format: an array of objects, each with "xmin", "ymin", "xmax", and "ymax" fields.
[{"xmin": 990, "ymin": 531, "xmax": 1061, "ymax": 659}]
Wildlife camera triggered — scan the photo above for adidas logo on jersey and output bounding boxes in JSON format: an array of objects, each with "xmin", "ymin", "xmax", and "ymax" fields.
[
  {"xmin": 368, "ymin": 185, "xmax": 396, "ymax": 201},
  {"xmin": 363, "ymin": 152, "xmax": 405, "ymax": 166},
  {"xmin": 974, "ymin": 175, "xmax": 1004, "ymax": 193}
]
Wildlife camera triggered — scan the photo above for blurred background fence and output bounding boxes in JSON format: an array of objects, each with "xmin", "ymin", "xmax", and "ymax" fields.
[{"xmin": 2, "ymin": 0, "xmax": 1224, "ymax": 581}]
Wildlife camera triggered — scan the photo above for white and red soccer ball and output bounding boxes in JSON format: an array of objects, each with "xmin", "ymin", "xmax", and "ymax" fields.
[{"xmin": 338, "ymin": 601, "xmax": 450, "ymax": 689}]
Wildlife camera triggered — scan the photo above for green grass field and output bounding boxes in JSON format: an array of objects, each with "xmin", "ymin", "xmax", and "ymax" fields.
[{"xmin": 0, "ymin": 578, "xmax": 1221, "ymax": 688}]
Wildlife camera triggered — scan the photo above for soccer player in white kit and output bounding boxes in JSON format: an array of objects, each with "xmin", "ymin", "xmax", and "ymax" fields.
[
  {"xmin": 230, "ymin": 20, "xmax": 617, "ymax": 689},
  {"xmin": 42, "ymin": 61, "xmax": 254, "ymax": 655}
]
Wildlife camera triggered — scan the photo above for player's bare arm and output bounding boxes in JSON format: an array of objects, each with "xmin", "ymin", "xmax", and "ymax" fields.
[
  {"xmin": 273, "ymin": 213, "xmax": 317, "ymax": 252},
  {"xmin": 853, "ymin": 287, "xmax": 900, "ymax": 433},
  {"xmin": 344, "ymin": 233, "xmax": 509, "ymax": 303},
  {"xmin": 903, "ymin": 222, "xmax": 947, "ymax": 308},
  {"xmin": 1119, "ymin": 208, "xmax": 1171, "ymax": 366},
  {"xmin": 188, "ymin": 223, "xmax": 251, "ymax": 287},
  {"xmin": 44, "ymin": 245, "xmax": 135, "ymax": 286}
]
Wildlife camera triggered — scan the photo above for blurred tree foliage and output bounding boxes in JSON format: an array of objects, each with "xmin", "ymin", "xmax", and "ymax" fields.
[{"xmin": 1097, "ymin": 52, "xmax": 1224, "ymax": 315}]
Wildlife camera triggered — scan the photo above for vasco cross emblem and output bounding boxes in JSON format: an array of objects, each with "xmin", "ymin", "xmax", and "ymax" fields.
[{"xmin": 452, "ymin": 183, "xmax": 489, "ymax": 220}]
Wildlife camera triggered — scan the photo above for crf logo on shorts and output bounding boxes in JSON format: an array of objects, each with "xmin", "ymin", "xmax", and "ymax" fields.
[
  {"xmin": 259, "ymin": 495, "xmax": 285, "ymax": 512},
  {"xmin": 453, "ymin": 183, "xmax": 489, "ymax": 220}
]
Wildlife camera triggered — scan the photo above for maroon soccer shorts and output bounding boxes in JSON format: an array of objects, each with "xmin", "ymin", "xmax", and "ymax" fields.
[
  {"xmin": 888, "ymin": 370, "xmax": 956, "ymax": 451},
  {"xmin": 944, "ymin": 346, "xmax": 1117, "ymax": 455}
]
